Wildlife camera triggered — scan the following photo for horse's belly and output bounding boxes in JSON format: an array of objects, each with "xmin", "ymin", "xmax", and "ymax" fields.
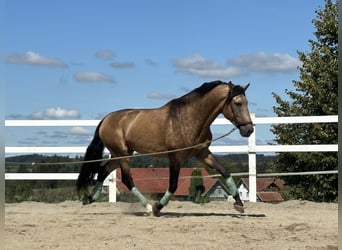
[{"xmin": 128, "ymin": 139, "xmax": 168, "ymax": 156}]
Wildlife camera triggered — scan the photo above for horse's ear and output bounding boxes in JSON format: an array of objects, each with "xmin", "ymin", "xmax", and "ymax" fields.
[
  {"xmin": 228, "ymin": 81, "xmax": 234, "ymax": 88},
  {"xmin": 243, "ymin": 83, "xmax": 250, "ymax": 91}
]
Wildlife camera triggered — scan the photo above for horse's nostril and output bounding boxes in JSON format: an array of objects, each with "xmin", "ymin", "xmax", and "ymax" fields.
[{"xmin": 240, "ymin": 125, "xmax": 254, "ymax": 137}]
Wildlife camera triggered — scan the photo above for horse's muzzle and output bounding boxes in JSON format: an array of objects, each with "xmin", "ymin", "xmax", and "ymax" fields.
[{"xmin": 238, "ymin": 123, "xmax": 254, "ymax": 137}]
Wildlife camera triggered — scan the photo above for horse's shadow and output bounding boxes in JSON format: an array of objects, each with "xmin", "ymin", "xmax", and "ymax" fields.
[{"xmin": 127, "ymin": 211, "xmax": 266, "ymax": 218}]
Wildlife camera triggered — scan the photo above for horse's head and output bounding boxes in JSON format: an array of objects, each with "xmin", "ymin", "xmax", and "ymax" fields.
[{"xmin": 223, "ymin": 82, "xmax": 254, "ymax": 137}]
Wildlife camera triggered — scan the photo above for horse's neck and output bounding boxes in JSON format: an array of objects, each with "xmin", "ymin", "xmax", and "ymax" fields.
[
  {"xmin": 171, "ymin": 90, "xmax": 226, "ymax": 132},
  {"xmin": 195, "ymin": 95, "xmax": 224, "ymax": 129}
]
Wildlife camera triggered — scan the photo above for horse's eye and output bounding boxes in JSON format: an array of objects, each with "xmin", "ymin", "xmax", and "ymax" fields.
[{"xmin": 235, "ymin": 102, "xmax": 243, "ymax": 107}]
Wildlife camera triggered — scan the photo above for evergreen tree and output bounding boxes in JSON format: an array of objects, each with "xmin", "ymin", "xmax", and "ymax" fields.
[{"xmin": 271, "ymin": 0, "xmax": 337, "ymax": 202}]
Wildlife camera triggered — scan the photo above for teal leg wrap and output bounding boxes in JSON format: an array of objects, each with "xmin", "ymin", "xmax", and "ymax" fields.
[
  {"xmin": 91, "ymin": 181, "xmax": 103, "ymax": 201},
  {"xmin": 225, "ymin": 176, "xmax": 238, "ymax": 196},
  {"xmin": 160, "ymin": 191, "xmax": 173, "ymax": 206},
  {"xmin": 131, "ymin": 187, "xmax": 148, "ymax": 206}
]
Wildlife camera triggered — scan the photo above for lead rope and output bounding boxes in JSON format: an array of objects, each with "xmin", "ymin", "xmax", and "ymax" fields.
[{"xmin": 6, "ymin": 127, "xmax": 238, "ymax": 166}]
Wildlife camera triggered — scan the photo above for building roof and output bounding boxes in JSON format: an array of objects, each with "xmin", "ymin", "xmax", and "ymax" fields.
[
  {"xmin": 116, "ymin": 167, "xmax": 217, "ymax": 196},
  {"xmin": 238, "ymin": 178, "xmax": 285, "ymax": 192},
  {"xmin": 237, "ymin": 178, "xmax": 285, "ymax": 202},
  {"xmin": 257, "ymin": 192, "xmax": 284, "ymax": 202}
]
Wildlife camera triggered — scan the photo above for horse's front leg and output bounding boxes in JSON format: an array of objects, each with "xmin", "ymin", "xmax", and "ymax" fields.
[
  {"xmin": 197, "ymin": 149, "xmax": 244, "ymax": 213},
  {"xmin": 153, "ymin": 158, "xmax": 181, "ymax": 217}
]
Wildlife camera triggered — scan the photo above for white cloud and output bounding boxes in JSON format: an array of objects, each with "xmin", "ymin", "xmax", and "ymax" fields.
[
  {"xmin": 73, "ymin": 71, "xmax": 115, "ymax": 83},
  {"xmin": 5, "ymin": 114, "xmax": 25, "ymax": 119},
  {"xmin": 110, "ymin": 61, "xmax": 135, "ymax": 68},
  {"xmin": 173, "ymin": 53, "xmax": 241, "ymax": 78},
  {"xmin": 229, "ymin": 51, "xmax": 301, "ymax": 73},
  {"xmin": 173, "ymin": 52, "xmax": 300, "ymax": 78},
  {"xmin": 95, "ymin": 49, "xmax": 115, "ymax": 60},
  {"xmin": 6, "ymin": 51, "xmax": 68, "ymax": 68},
  {"xmin": 67, "ymin": 126, "xmax": 91, "ymax": 136},
  {"xmin": 30, "ymin": 107, "xmax": 81, "ymax": 119}
]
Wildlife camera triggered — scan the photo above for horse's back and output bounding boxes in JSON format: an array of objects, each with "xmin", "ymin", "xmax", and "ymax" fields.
[{"xmin": 99, "ymin": 108, "xmax": 171, "ymax": 155}]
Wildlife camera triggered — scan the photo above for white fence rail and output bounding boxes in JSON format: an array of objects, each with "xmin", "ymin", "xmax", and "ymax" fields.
[{"xmin": 5, "ymin": 115, "xmax": 338, "ymax": 202}]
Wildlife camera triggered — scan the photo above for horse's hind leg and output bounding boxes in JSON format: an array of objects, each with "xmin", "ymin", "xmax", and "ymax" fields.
[
  {"xmin": 120, "ymin": 159, "xmax": 153, "ymax": 215},
  {"xmin": 83, "ymin": 160, "xmax": 118, "ymax": 205}
]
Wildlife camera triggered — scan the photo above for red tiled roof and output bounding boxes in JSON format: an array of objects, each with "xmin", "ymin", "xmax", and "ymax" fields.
[
  {"xmin": 116, "ymin": 168, "xmax": 217, "ymax": 196},
  {"xmin": 175, "ymin": 172, "xmax": 217, "ymax": 196},
  {"xmin": 257, "ymin": 192, "xmax": 284, "ymax": 202},
  {"xmin": 238, "ymin": 178, "xmax": 285, "ymax": 202},
  {"xmin": 239, "ymin": 178, "xmax": 284, "ymax": 192},
  {"xmin": 116, "ymin": 168, "xmax": 169, "ymax": 194}
]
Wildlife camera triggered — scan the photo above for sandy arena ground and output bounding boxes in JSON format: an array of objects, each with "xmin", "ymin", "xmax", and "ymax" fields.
[{"xmin": 5, "ymin": 200, "xmax": 337, "ymax": 250}]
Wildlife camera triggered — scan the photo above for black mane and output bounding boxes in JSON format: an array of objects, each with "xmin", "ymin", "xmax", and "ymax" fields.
[
  {"xmin": 193, "ymin": 80, "xmax": 227, "ymax": 96},
  {"xmin": 168, "ymin": 80, "xmax": 245, "ymax": 108},
  {"xmin": 193, "ymin": 80, "xmax": 246, "ymax": 101}
]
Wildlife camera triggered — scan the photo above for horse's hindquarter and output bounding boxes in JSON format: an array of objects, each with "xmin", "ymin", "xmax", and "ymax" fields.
[{"xmin": 100, "ymin": 109, "xmax": 171, "ymax": 155}]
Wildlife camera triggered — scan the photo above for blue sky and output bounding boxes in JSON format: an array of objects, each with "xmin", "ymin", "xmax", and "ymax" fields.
[{"xmin": 3, "ymin": 1, "xmax": 325, "ymax": 148}]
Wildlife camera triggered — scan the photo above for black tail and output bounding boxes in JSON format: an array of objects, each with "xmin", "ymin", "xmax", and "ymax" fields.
[{"xmin": 76, "ymin": 120, "xmax": 105, "ymax": 196}]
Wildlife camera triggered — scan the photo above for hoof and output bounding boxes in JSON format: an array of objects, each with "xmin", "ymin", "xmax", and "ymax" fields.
[
  {"xmin": 82, "ymin": 196, "xmax": 94, "ymax": 205},
  {"xmin": 233, "ymin": 202, "xmax": 244, "ymax": 213},
  {"xmin": 152, "ymin": 202, "xmax": 163, "ymax": 217},
  {"xmin": 145, "ymin": 203, "xmax": 153, "ymax": 216}
]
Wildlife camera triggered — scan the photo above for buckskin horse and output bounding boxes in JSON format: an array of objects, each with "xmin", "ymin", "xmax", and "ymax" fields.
[{"xmin": 77, "ymin": 80, "xmax": 254, "ymax": 216}]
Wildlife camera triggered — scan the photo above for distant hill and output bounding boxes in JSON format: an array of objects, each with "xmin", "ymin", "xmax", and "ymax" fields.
[{"xmin": 5, "ymin": 154, "xmax": 81, "ymax": 173}]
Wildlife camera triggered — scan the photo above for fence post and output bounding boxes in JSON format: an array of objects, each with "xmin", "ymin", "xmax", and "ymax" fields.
[
  {"xmin": 248, "ymin": 113, "xmax": 257, "ymax": 202},
  {"xmin": 108, "ymin": 170, "xmax": 117, "ymax": 203}
]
